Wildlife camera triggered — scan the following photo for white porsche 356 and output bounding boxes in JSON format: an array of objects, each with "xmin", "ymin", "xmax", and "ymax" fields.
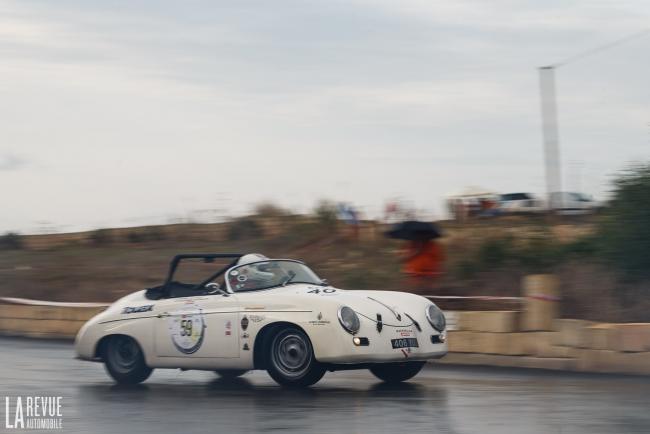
[{"xmin": 75, "ymin": 253, "xmax": 448, "ymax": 387}]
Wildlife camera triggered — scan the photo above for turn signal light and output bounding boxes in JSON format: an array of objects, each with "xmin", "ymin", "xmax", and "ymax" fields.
[{"xmin": 352, "ymin": 337, "xmax": 370, "ymax": 346}]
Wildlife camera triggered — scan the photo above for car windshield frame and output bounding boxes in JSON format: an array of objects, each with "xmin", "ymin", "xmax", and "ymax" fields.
[{"xmin": 225, "ymin": 259, "xmax": 326, "ymax": 293}]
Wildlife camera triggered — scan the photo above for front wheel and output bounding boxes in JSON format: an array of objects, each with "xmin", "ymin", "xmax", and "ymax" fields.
[
  {"xmin": 266, "ymin": 327, "xmax": 325, "ymax": 387},
  {"xmin": 103, "ymin": 335, "xmax": 153, "ymax": 385},
  {"xmin": 369, "ymin": 361, "xmax": 425, "ymax": 383}
]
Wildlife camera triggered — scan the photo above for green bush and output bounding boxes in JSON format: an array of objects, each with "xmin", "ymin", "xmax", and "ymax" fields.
[
  {"xmin": 516, "ymin": 236, "xmax": 562, "ymax": 272},
  {"xmin": 0, "ymin": 232, "xmax": 23, "ymax": 250},
  {"xmin": 126, "ymin": 226, "xmax": 166, "ymax": 243},
  {"xmin": 313, "ymin": 200, "xmax": 338, "ymax": 228},
  {"xmin": 477, "ymin": 236, "xmax": 514, "ymax": 268},
  {"xmin": 598, "ymin": 163, "xmax": 650, "ymax": 278},
  {"xmin": 89, "ymin": 229, "xmax": 113, "ymax": 246},
  {"xmin": 253, "ymin": 202, "xmax": 289, "ymax": 218},
  {"xmin": 227, "ymin": 218, "xmax": 264, "ymax": 241}
]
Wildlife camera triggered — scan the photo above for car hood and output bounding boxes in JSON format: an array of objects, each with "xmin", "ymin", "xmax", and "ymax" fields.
[{"xmin": 236, "ymin": 284, "xmax": 432, "ymax": 327}]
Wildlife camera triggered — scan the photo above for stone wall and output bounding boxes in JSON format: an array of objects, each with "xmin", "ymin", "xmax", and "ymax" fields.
[{"xmin": 438, "ymin": 312, "xmax": 650, "ymax": 375}]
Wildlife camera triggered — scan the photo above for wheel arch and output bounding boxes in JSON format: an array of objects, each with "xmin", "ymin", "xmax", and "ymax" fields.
[
  {"xmin": 94, "ymin": 333, "xmax": 146, "ymax": 360},
  {"xmin": 252, "ymin": 321, "xmax": 313, "ymax": 369}
]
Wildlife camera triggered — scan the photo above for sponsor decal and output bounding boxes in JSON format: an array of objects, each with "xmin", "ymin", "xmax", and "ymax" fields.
[
  {"xmin": 225, "ymin": 320, "xmax": 232, "ymax": 336},
  {"xmin": 4, "ymin": 396, "xmax": 63, "ymax": 430},
  {"xmin": 167, "ymin": 301, "xmax": 206, "ymax": 354},
  {"xmin": 121, "ymin": 305, "xmax": 153, "ymax": 314},
  {"xmin": 395, "ymin": 328, "xmax": 414, "ymax": 337},
  {"xmin": 241, "ymin": 332, "xmax": 250, "ymax": 339},
  {"xmin": 241, "ymin": 316, "xmax": 249, "ymax": 331},
  {"xmin": 308, "ymin": 312, "xmax": 330, "ymax": 326},
  {"xmin": 306, "ymin": 288, "xmax": 337, "ymax": 295},
  {"xmin": 242, "ymin": 343, "xmax": 250, "ymax": 351},
  {"xmin": 248, "ymin": 314, "xmax": 265, "ymax": 323}
]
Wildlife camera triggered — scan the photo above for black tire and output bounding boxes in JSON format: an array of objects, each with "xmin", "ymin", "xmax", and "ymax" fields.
[
  {"xmin": 266, "ymin": 326, "xmax": 325, "ymax": 387},
  {"xmin": 103, "ymin": 335, "xmax": 153, "ymax": 385},
  {"xmin": 215, "ymin": 369, "xmax": 248, "ymax": 379},
  {"xmin": 369, "ymin": 361, "xmax": 425, "ymax": 383}
]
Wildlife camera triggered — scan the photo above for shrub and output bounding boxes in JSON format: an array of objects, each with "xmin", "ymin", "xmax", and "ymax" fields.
[
  {"xmin": 313, "ymin": 200, "xmax": 338, "ymax": 228},
  {"xmin": 253, "ymin": 202, "xmax": 289, "ymax": 218},
  {"xmin": 515, "ymin": 236, "xmax": 562, "ymax": 272},
  {"xmin": 227, "ymin": 218, "xmax": 263, "ymax": 241},
  {"xmin": 0, "ymin": 232, "xmax": 23, "ymax": 250},
  {"xmin": 126, "ymin": 227, "xmax": 166, "ymax": 243},
  {"xmin": 477, "ymin": 236, "xmax": 514, "ymax": 268},
  {"xmin": 597, "ymin": 163, "xmax": 650, "ymax": 278},
  {"xmin": 89, "ymin": 229, "xmax": 113, "ymax": 246}
]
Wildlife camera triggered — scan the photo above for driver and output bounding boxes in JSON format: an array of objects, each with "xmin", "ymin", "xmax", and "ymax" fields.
[{"xmin": 229, "ymin": 254, "xmax": 288, "ymax": 290}]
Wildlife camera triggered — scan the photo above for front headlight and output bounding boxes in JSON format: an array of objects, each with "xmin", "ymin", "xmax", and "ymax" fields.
[
  {"xmin": 337, "ymin": 306, "xmax": 360, "ymax": 334},
  {"xmin": 425, "ymin": 304, "xmax": 446, "ymax": 331}
]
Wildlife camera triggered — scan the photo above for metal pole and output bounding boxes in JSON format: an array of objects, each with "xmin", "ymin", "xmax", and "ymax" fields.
[{"xmin": 539, "ymin": 66, "xmax": 562, "ymax": 210}]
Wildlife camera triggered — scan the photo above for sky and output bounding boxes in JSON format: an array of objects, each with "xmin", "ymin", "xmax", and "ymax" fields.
[{"xmin": 1, "ymin": 0, "xmax": 649, "ymax": 233}]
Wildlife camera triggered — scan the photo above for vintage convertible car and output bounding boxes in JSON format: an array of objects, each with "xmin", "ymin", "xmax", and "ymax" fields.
[{"xmin": 75, "ymin": 253, "xmax": 448, "ymax": 387}]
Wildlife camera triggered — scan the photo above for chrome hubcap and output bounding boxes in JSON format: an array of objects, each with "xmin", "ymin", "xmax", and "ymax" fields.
[
  {"xmin": 110, "ymin": 337, "xmax": 139, "ymax": 373},
  {"xmin": 272, "ymin": 332, "xmax": 311, "ymax": 378}
]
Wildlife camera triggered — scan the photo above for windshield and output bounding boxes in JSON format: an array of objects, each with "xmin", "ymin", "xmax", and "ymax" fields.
[{"xmin": 227, "ymin": 260, "xmax": 324, "ymax": 292}]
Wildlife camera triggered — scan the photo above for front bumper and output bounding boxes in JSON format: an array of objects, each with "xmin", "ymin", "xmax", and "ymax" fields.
[{"xmin": 312, "ymin": 323, "xmax": 448, "ymax": 364}]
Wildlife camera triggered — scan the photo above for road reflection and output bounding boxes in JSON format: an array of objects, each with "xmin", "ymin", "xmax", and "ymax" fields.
[{"xmin": 76, "ymin": 374, "xmax": 458, "ymax": 434}]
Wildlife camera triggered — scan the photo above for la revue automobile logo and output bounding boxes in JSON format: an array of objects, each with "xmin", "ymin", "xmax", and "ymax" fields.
[{"xmin": 4, "ymin": 396, "xmax": 63, "ymax": 430}]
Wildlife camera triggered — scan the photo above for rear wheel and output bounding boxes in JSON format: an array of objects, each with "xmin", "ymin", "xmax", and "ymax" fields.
[
  {"xmin": 369, "ymin": 361, "xmax": 425, "ymax": 383},
  {"xmin": 215, "ymin": 369, "xmax": 248, "ymax": 379},
  {"xmin": 266, "ymin": 326, "xmax": 325, "ymax": 387},
  {"xmin": 103, "ymin": 335, "xmax": 153, "ymax": 385}
]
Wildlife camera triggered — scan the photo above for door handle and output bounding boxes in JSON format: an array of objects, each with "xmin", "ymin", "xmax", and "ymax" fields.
[{"xmin": 157, "ymin": 312, "xmax": 171, "ymax": 318}]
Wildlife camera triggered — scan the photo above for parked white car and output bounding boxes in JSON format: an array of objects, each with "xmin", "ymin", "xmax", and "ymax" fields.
[
  {"xmin": 75, "ymin": 253, "xmax": 448, "ymax": 387},
  {"xmin": 498, "ymin": 193, "xmax": 544, "ymax": 214},
  {"xmin": 549, "ymin": 192, "xmax": 599, "ymax": 215}
]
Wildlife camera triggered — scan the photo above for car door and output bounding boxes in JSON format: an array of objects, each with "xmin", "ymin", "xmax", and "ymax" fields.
[{"xmin": 153, "ymin": 293, "xmax": 240, "ymax": 358}]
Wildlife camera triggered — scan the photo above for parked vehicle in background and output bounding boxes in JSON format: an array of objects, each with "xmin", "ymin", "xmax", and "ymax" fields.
[
  {"xmin": 446, "ymin": 187, "xmax": 499, "ymax": 221},
  {"xmin": 498, "ymin": 193, "xmax": 544, "ymax": 214},
  {"xmin": 549, "ymin": 192, "xmax": 599, "ymax": 215}
]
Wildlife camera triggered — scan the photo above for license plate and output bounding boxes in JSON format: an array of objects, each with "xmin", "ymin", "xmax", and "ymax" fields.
[{"xmin": 391, "ymin": 338, "xmax": 419, "ymax": 349}]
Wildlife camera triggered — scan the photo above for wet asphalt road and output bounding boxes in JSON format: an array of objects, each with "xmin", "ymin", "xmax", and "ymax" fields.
[{"xmin": 1, "ymin": 337, "xmax": 650, "ymax": 434}]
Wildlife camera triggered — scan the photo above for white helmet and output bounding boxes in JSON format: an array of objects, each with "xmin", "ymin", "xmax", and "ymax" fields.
[{"xmin": 237, "ymin": 253, "xmax": 269, "ymax": 266}]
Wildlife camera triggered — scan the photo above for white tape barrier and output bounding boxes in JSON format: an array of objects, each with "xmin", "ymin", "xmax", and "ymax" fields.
[
  {"xmin": 0, "ymin": 297, "xmax": 109, "ymax": 308},
  {"xmin": 424, "ymin": 295, "xmax": 523, "ymax": 301}
]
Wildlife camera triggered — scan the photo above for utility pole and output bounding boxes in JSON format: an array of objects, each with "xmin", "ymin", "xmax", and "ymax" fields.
[
  {"xmin": 539, "ymin": 66, "xmax": 561, "ymax": 209},
  {"xmin": 537, "ymin": 29, "xmax": 649, "ymax": 211}
]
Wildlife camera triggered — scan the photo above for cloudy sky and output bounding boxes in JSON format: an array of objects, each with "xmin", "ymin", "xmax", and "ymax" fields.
[{"xmin": 1, "ymin": 0, "xmax": 649, "ymax": 233}]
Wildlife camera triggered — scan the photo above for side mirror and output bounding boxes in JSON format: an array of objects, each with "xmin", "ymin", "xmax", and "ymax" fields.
[{"xmin": 205, "ymin": 282, "xmax": 229, "ymax": 296}]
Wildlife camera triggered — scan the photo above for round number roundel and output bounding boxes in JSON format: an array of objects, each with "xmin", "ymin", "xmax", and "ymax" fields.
[{"xmin": 167, "ymin": 302, "xmax": 206, "ymax": 354}]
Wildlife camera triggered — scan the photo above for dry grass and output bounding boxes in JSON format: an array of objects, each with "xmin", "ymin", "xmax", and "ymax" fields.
[{"xmin": 0, "ymin": 215, "xmax": 648, "ymax": 322}]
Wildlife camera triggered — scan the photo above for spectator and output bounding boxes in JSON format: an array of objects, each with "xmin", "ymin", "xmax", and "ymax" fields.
[{"xmin": 402, "ymin": 239, "xmax": 445, "ymax": 294}]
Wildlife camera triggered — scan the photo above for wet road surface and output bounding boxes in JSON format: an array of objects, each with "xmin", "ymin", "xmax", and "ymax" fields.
[{"xmin": 1, "ymin": 337, "xmax": 649, "ymax": 434}]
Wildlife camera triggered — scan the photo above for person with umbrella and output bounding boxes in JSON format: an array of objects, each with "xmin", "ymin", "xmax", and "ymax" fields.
[{"xmin": 386, "ymin": 221, "xmax": 445, "ymax": 293}]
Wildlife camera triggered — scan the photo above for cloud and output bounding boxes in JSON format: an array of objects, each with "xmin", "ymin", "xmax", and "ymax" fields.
[{"xmin": 0, "ymin": 153, "xmax": 27, "ymax": 171}]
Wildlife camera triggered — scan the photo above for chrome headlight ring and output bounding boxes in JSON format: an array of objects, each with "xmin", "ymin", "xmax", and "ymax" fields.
[
  {"xmin": 337, "ymin": 306, "xmax": 361, "ymax": 334},
  {"xmin": 425, "ymin": 304, "xmax": 446, "ymax": 332}
]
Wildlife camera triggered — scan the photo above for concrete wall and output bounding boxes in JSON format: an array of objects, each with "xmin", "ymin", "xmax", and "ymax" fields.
[
  {"xmin": 438, "ymin": 312, "xmax": 650, "ymax": 375},
  {"xmin": 0, "ymin": 303, "xmax": 106, "ymax": 339}
]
